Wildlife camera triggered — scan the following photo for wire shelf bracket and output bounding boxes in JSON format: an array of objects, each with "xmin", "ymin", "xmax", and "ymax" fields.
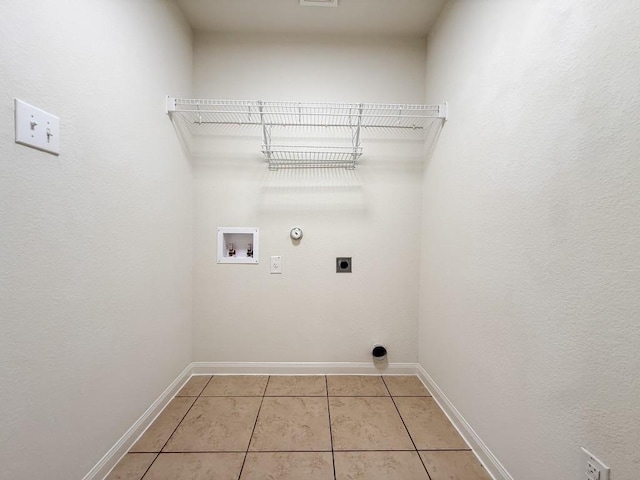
[{"xmin": 167, "ymin": 97, "xmax": 447, "ymax": 169}]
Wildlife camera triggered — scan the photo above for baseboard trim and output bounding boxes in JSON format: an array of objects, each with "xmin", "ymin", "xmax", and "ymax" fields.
[
  {"xmin": 81, "ymin": 363, "xmax": 192, "ymax": 480},
  {"xmin": 416, "ymin": 364, "xmax": 513, "ymax": 480},
  {"xmin": 88, "ymin": 361, "xmax": 504, "ymax": 480},
  {"xmin": 191, "ymin": 361, "xmax": 418, "ymax": 375}
]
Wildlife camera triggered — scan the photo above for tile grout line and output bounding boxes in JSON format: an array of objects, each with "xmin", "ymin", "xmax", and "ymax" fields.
[
  {"xmin": 128, "ymin": 375, "xmax": 471, "ymax": 478},
  {"xmin": 237, "ymin": 375, "xmax": 270, "ymax": 479},
  {"xmin": 381, "ymin": 376, "xmax": 432, "ymax": 480},
  {"xmin": 138, "ymin": 452, "xmax": 161, "ymax": 480},
  {"xmin": 132, "ymin": 448, "xmax": 451, "ymax": 453},
  {"xmin": 140, "ymin": 374, "xmax": 215, "ymax": 479},
  {"xmin": 325, "ymin": 375, "xmax": 337, "ymax": 480},
  {"xmin": 130, "ymin": 448, "xmax": 470, "ymax": 453}
]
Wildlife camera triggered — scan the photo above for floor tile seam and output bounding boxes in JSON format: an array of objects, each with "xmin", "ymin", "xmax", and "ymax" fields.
[
  {"xmin": 140, "ymin": 451, "xmax": 248, "ymax": 454},
  {"xmin": 332, "ymin": 447, "xmax": 428, "ymax": 452},
  {"xmin": 197, "ymin": 394, "xmax": 269, "ymax": 397},
  {"xmin": 198, "ymin": 375, "xmax": 214, "ymax": 397},
  {"xmin": 381, "ymin": 376, "xmax": 433, "ymax": 480},
  {"xmin": 264, "ymin": 394, "xmax": 328, "ymax": 397},
  {"xmin": 417, "ymin": 448, "xmax": 473, "ymax": 452},
  {"xmin": 138, "ymin": 452, "xmax": 160, "ymax": 480},
  {"xmin": 331, "ymin": 449, "xmax": 420, "ymax": 452},
  {"xmin": 135, "ymin": 448, "xmax": 442, "ymax": 453},
  {"xmin": 137, "ymin": 377, "xmax": 213, "ymax": 474},
  {"xmin": 327, "ymin": 394, "xmax": 391, "ymax": 397},
  {"xmin": 248, "ymin": 449, "xmax": 334, "ymax": 453},
  {"xmin": 390, "ymin": 395, "xmax": 433, "ymax": 398},
  {"xmin": 325, "ymin": 375, "xmax": 337, "ymax": 480},
  {"xmin": 175, "ymin": 375, "xmax": 214, "ymax": 398},
  {"xmin": 237, "ymin": 375, "xmax": 270, "ymax": 479},
  {"xmin": 183, "ymin": 393, "xmax": 443, "ymax": 399},
  {"xmin": 147, "ymin": 375, "xmax": 210, "ymax": 456},
  {"xmin": 185, "ymin": 394, "xmax": 407, "ymax": 398},
  {"xmin": 146, "ymin": 378, "xmax": 210, "ymax": 457},
  {"xmin": 154, "ymin": 396, "xmax": 199, "ymax": 455}
]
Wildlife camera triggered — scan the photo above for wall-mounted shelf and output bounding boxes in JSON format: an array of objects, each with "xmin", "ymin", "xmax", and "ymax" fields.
[{"xmin": 167, "ymin": 97, "xmax": 447, "ymax": 169}]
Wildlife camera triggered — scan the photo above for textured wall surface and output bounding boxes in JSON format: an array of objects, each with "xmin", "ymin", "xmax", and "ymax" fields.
[
  {"xmin": 0, "ymin": 2, "xmax": 193, "ymax": 478},
  {"xmin": 419, "ymin": 1, "xmax": 640, "ymax": 478},
  {"xmin": 191, "ymin": 33, "xmax": 427, "ymax": 363}
]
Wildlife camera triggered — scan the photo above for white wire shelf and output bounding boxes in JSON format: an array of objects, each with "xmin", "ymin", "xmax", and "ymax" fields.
[
  {"xmin": 262, "ymin": 145, "xmax": 363, "ymax": 170},
  {"xmin": 166, "ymin": 97, "xmax": 447, "ymax": 169}
]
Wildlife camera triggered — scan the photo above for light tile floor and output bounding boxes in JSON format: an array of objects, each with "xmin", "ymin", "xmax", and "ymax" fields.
[{"xmin": 106, "ymin": 375, "xmax": 491, "ymax": 480}]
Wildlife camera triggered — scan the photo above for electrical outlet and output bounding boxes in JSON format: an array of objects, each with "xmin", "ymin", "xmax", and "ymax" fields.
[
  {"xmin": 270, "ymin": 256, "xmax": 282, "ymax": 274},
  {"xmin": 586, "ymin": 461, "xmax": 600, "ymax": 480},
  {"xmin": 582, "ymin": 448, "xmax": 609, "ymax": 480}
]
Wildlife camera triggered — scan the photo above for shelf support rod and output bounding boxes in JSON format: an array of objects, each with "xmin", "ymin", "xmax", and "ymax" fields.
[
  {"xmin": 259, "ymin": 101, "xmax": 271, "ymax": 164},
  {"xmin": 352, "ymin": 103, "xmax": 363, "ymax": 163}
]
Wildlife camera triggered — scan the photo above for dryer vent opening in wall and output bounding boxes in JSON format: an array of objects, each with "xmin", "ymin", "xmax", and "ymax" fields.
[
  {"xmin": 372, "ymin": 344, "xmax": 387, "ymax": 361},
  {"xmin": 336, "ymin": 257, "xmax": 352, "ymax": 273}
]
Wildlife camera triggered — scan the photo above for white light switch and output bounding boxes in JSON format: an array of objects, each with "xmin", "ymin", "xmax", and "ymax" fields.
[{"xmin": 15, "ymin": 99, "xmax": 60, "ymax": 155}]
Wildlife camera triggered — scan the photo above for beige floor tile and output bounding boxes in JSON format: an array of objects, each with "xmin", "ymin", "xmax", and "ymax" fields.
[
  {"xmin": 163, "ymin": 397, "xmax": 262, "ymax": 452},
  {"xmin": 249, "ymin": 397, "xmax": 331, "ymax": 451},
  {"xmin": 394, "ymin": 397, "xmax": 468, "ymax": 449},
  {"xmin": 104, "ymin": 453, "xmax": 156, "ymax": 480},
  {"xmin": 329, "ymin": 397, "xmax": 414, "ymax": 450},
  {"xmin": 327, "ymin": 375, "xmax": 389, "ymax": 396},
  {"xmin": 241, "ymin": 452, "xmax": 334, "ymax": 480},
  {"xmin": 201, "ymin": 375, "xmax": 268, "ymax": 396},
  {"xmin": 143, "ymin": 453, "xmax": 245, "ymax": 480},
  {"xmin": 265, "ymin": 375, "xmax": 327, "ymax": 396},
  {"xmin": 176, "ymin": 376, "xmax": 212, "ymax": 397},
  {"xmin": 334, "ymin": 451, "xmax": 429, "ymax": 480},
  {"xmin": 383, "ymin": 376, "xmax": 430, "ymax": 396},
  {"xmin": 130, "ymin": 397, "xmax": 195, "ymax": 452},
  {"xmin": 419, "ymin": 451, "xmax": 492, "ymax": 480}
]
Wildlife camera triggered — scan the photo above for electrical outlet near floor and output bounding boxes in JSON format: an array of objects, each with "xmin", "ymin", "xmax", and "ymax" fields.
[{"xmin": 581, "ymin": 447, "xmax": 609, "ymax": 480}]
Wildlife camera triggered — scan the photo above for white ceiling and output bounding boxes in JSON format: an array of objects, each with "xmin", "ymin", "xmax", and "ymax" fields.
[{"xmin": 176, "ymin": 0, "xmax": 447, "ymax": 36}]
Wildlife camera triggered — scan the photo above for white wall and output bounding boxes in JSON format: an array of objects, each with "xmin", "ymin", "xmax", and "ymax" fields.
[
  {"xmin": 191, "ymin": 33, "xmax": 427, "ymax": 363},
  {"xmin": 0, "ymin": 2, "xmax": 193, "ymax": 478},
  {"xmin": 420, "ymin": 1, "xmax": 640, "ymax": 478}
]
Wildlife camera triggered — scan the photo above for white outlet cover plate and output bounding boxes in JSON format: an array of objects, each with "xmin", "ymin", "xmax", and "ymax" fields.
[
  {"xmin": 270, "ymin": 255, "xmax": 282, "ymax": 274},
  {"xmin": 581, "ymin": 447, "xmax": 609, "ymax": 480},
  {"xmin": 15, "ymin": 99, "xmax": 60, "ymax": 155}
]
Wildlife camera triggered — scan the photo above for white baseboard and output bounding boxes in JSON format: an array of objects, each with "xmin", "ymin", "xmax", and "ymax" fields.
[
  {"xmin": 83, "ymin": 361, "xmax": 415, "ymax": 479},
  {"xmin": 416, "ymin": 364, "xmax": 513, "ymax": 480},
  {"xmin": 191, "ymin": 361, "xmax": 418, "ymax": 375},
  {"xmin": 81, "ymin": 363, "xmax": 192, "ymax": 480},
  {"xmin": 84, "ymin": 361, "xmax": 510, "ymax": 480}
]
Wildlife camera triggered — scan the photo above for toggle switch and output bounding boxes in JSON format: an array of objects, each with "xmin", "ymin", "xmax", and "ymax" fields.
[{"xmin": 15, "ymin": 99, "xmax": 60, "ymax": 155}]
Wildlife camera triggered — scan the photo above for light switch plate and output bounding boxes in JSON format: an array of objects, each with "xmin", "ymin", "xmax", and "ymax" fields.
[{"xmin": 15, "ymin": 99, "xmax": 60, "ymax": 155}]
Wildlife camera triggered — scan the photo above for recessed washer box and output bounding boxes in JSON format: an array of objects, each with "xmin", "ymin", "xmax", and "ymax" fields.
[{"xmin": 217, "ymin": 227, "xmax": 259, "ymax": 264}]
